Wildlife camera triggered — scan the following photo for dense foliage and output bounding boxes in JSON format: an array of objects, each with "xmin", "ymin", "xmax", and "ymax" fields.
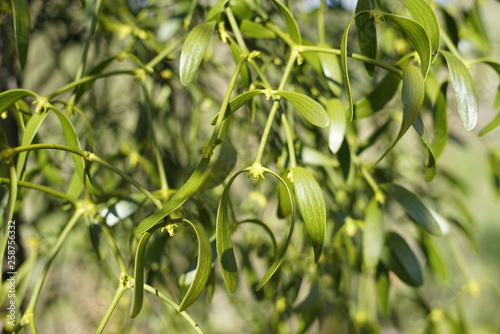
[{"xmin": 1, "ymin": 0, "xmax": 500, "ymax": 333}]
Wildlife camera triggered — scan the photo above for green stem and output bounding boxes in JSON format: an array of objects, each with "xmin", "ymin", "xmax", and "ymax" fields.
[
  {"xmin": 146, "ymin": 39, "xmax": 183, "ymax": 69},
  {"xmin": 95, "ymin": 281, "xmax": 128, "ymax": 334},
  {"xmin": 298, "ymin": 45, "xmax": 403, "ymax": 77},
  {"xmin": 183, "ymin": 0, "xmax": 197, "ymax": 29},
  {"xmin": 440, "ymin": 30, "xmax": 463, "ymax": 60},
  {"xmin": 359, "ymin": 163, "xmax": 385, "ymax": 203},
  {"xmin": 23, "ymin": 209, "xmax": 85, "ymax": 328},
  {"xmin": 212, "ymin": 56, "xmax": 247, "ymax": 141},
  {"xmin": 281, "ymin": 113, "xmax": 297, "ymax": 168},
  {"xmin": 47, "ymin": 70, "xmax": 135, "ymax": 99},
  {"xmin": 265, "ymin": 22, "xmax": 296, "ymax": 48},
  {"xmin": 318, "ymin": 1, "xmax": 326, "ymax": 45},
  {"xmin": 225, "ymin": 7, "xmax": 249, "ymax": 53},
  {"xmin": 6, "ymin": 144, "xmax": 162, "ymax": 209},
  {"xmin": 98, "ymin": 219, "xmax": 128, "ymax": 274},
  {"xmin": 0, "ymin": 177, "xmax": 78, "ymax": 206},
  {"xmin": 254, "ymin": 50, "xmax": 298, "ymax": 164},
  {"xmin": 144, "ymin": 284, "xmax": 204, "ymax": 334}
]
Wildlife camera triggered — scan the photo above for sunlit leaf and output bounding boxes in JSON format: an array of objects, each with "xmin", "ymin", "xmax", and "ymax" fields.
[
  {"xmin": 479, "ymin": 111, "xmax": 500, "ymax": 137},
  {"xmin": 355, "ymin": 0, "xmax": 377, "ymax": 76},
  {"xmin": 385, "ymin": 14, "xmax": 431, "ymax": 78},
  {"xmin": 240, "ymin": 19, "xmax": 276, "ymax": 39},
  {"xmin": 383, "ymin": 232, "xmax": 423, "ymax": 287},
  {"xmin": 276, "ymin": 91, "xmax": 329, "ymax": 127},
  {"xmin": 206, "ymin": 0, "xmax": 228, "ymax": 21},
  {"xmin": 271, "ymin": 0, "xmax": 301, "ymax": 44},
  {"xmin": 211, "ymin": 90, "xmax": 265, "ymax": 124},
  {"xmin": 382, "ymin": 183, "xmax": 443, "ymax": 235},
  {"xmin": 0, "ymin": 89, "xmax": 37, "ymax": 112},
  {"xmin": 403, "ymin": 0, "xmax": 440, "ymax": 62},
  {"xmin": 292, "ymin": 167, "xmax": 325, "ymax": 262},
  {"xmin": 441, "ymin": 50, "xmax": 478, "ymax": 130},
  {"xmin": 178, "ymin": 219, "xmax": 213, "ymax": 311},
  {"xmin": 326, "ymin": 98, "xmax": 346, "ymax": 154},
  {"xmin": 12, "ymin": 0, "xmax": 31, "ymax": 69},
  {"xmin": 363, "ymin": 197, "xmax": 384, "ymax": 269},
  {"xmin": 378, "ymin": 65, "xmax": 425, "ymax": 163},
  {"xmin": 179, "ymin": 21, "xmax": 216, "ymax": 86},
  {"xmin": 318, "ymin": 49, "xmax": 343, "ymax": 96},
  {"xmin": 277, "ymin": 169, "xmax": 293, "ymax": 218}
]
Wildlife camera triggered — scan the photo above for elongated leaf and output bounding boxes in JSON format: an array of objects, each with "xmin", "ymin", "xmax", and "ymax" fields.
[
  {"xmin": 277, "ymin": 169, "xmax": 293, "ymax": 218},
  {"xmin": 12, "ymin": 0, "xmax": 31, "ymax": 69},
  {"xmin": 216, "ymin": 170, "xmax": 246, "ymax": 293},
  {"xmin": 211, "ymin": 90, "xmax": 265, "ymax": 124},
  {"xmin": 80, "ymin": 0, "xmax": 86, "ymax": 8},
  {"xmin": 0, "ymin": 89, "xmax": 37, "ymax": 112},
  {"xmin": 228, "ymin": 40, "xmax": 251, "ymax": 87},
  {"xmin": 479, "ymin": 111, "xmax": 500, "ymax": 136},
  {"xmin": 384, "ymin": 232, "xmax": 423, "ymax": 287},
  {"xmin": 179, "ymin": 21, "xmax": 216, "ymax": 86},
  {"xmin": 240, "ymin": 20, "xmax": 276, "ymax": 39},
  {"xmin": 423, "ymin": 235, "xmax": 448, "ymax": 284},
  {"xmin": 432, "ymin": 81, "xmax": 448, "ymax": 156},
  {"xmin": 354, "ymin": 72, "xmax": 402, "ymax": 118},
  {"xmin": 326, "ymin": 98, "xmax": 346, "ymax": 154},
  {"xmin": 403, "ymin": 0, "xmax": 440, "ymax": 61},
  {"xmin": 382, "ymin": 183, "xmax": 442, "ymax": 235},
  {"xmin": 16, "ymin": 109, "xmax": 49, "ymax": 178},
  {"xmin": 355, "ymin": 0, "xmax": 377, "ymax": 76},
  {"xmin": 199, "ymin": 140, "xmax": 237, "ymax": 190},
  {"xmin": 272, "ymin": 0, "xmax": 301, "ymax": 44},
  {"xmin": 378, "ymin": 65, "xmax": 425, "ymax": 163},
  {"xmin": 206, "ymin": 0, "xmax": 228, "ymax": 21},
  {"xmin": 178, "ymin": 219, "xmax": 212, "ymax": 311},
  {"xmin": 136, "ymin": 141, "xmax": 233, "ymax": 235},
  {"xmin": 318, "ymin": 49, "xmax": 343, "ymax": 97},
  {"xmin": 276, "ymin": 91, "xmax": 329, "ymax": 127},
  {"xmin": 386, "ymin": 14, "xmax": 431, "ymax": 79},
  {"xmin": 363, "ymin": 197, "xmax": 384, "ymax": 269},
  {"xmin": 441, "ymin": 50, "xmax": 478, "ymax": 130},
  {"xmin": 292, "ymin": 167, "xmax": 325, "ymax": 262}
]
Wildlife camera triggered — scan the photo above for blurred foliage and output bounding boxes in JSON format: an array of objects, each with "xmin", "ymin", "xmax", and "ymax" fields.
[{"xmin": 1, "ymin": 0, "xmax": 500, "ymax": 333}]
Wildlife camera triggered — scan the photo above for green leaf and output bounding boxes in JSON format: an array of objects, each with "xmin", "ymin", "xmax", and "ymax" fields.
[
  {"xmin": 423, "ymin": 235, "xmax": 448, "ymax": 284},
  {"xmin": 277, "ymin": 169, "xmax": 293, "ymax": 218},
  {"xmin": 403, "ymin": 0, "xmax": 440, "ymax": 62},
  {"xmin": 318, "ymin": 49, "xmax": 343, "ymax": 96},
  {"xmin": 377, "ymin": 65, "xmax": 425, "ymax": 163},
  {"xmin": 178, "ymin": 219, "xmax": 213, "ymax": 311},
  {"xmin": 326, "ymin": 98, "xmax": 346, "ymax": 154},
  {"xmin": 354, "ymin": 72, "xmax": 402, "ymax": 119},
  {"xmin": 135, "ymin": 141, "xmax": 233, "ymax": 235},
  {"xmin": 12, "ymin": 0, "xmax": 31, "ymax": 69},
  {"xmin": 272, "ymin": 0, "xmax": 301, "ymax": 44},
  {"xmin": 479, "ymin": 110, "xmax": 500, "ymax": 137},
  {"xmin": 432, "ymin": 81, "xmax": 448, "ymax": 157},
  {"xmin": 441, "ymin": 50, "xmax": 478, "ymax": 130},
  {"xmin": 0, "ymin": 89, "xmax": 37, "ymax": 112},
  {"xmin": 199, "ymin": 140, "xmax": 237, "ymax": 191},
  {"xmin": 216, "ymin": 170, "xmax": 246, "ymax": 293},
  {"xmin": 363, "ymin": 197, "xmax": 384, "ymax": 269},
  {"xmin": 276, "ymin": 91, "xmax": 329, "ymax": 128},
  {"xmin": 355, "ymin": 0, "xmax": 377, "ymax": 76},
  {"xmin": 228, "ymin": 40, "xmax": 251, "ymax": 87},
  {"xmin": 292, "ymin": 167, "xmax": 325, "ymax": 262},
  {"xmin": 179, "ymin": 21, "xmax": 216, "ymax": 86},
  {"xmin": 385, "ymin": 14, "xmax": 431, "ymax": 79},
  {"xmin": 211, "ymin": 90, "xmax": 265, "ymax": 125},
  {"xmin": 16, "ymin": 110, "xmax": 49, "ymax": 178},
  {"xmin": 240, "ymin": 19, "xmax": 276, "ymax": 39},
  {"xmin": 382, "ymin": 183, "xmax": 443, "ymax": 235},
  {"xmin": 383, "ymin": 232, "xmax": 423, "ymax": 287},
  {"xmin": 80, "ymin": 0, "xmax": 86, "ymax": 8},
  {"xmin": 206, "ymin": 0, "xmax": 228, "ymax": 21}
]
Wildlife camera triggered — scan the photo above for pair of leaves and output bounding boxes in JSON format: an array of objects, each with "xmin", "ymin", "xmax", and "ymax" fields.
[
  {"xmin": 135, "ymin": 140, "xmax": 237, "ymax": 235},
  {"xmin": 130, "ymin": 219, "xmax": 212, "ymax": 317},
  {"xmin": 216, "ymin": 167, "xmax": 296, "ymax": 292}
]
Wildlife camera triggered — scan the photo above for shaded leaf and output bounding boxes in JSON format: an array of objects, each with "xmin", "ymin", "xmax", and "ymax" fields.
[
  {"xmin": 355, "ymin": 0, "xmax": 377, "ymax": 75},
  {"xmin": 292, "ymin": 167, "xmax": 326, "ymax": 262},
  {"xmin": 432, "ymin": 81, "xmax": 448, "ymax": 156},
  {"xmin": 378, "ymin": 65, "xmax": 425, "ymax": 163},
  {"xmin": 228, "ymin": 40, "xmax": 251, "ymax": 88},
  {"xmin": 240, "ymin": 19, "xmax": 276, "ymax": 39},
  {"xmin": 386, "ymin": 14, "xmax": 431, "ymax": 78},
  {"xmin": 326, "ymin": 98, "xmax": 346, "ymax": 154},
  {"xmin": 318, "ymin": 49, "xmax": 343, "ymax": 96},
  {"xmin": 441, "ymin": 50, "xmax": 478, "ymax": 130},
  {"xmin": 363, "ymin": 197, "xmax": 384, "ymax": 269},
  {"xmin": 423, "ymin": 236, "xmax": 448, "ymax": 284},
  {"xmin": 211, "ymin": 90, "xmax": 265, "ymax": 124},
  {"xmin": 382, "ymin": 183, "xmax": 443, "ymax": 235},
  {"xmin": 276, "ymin": 91, "xmax": 329, "ymax": 127},
  {"xmin": 206, "ymin": 0, "xmax": 228, "ymax": 21},
  {"xmin": 178, "ymin": 219, "xmax": 213, "ymax": 311},
  {"xmin": 16, "ymin": 110, "xmax": 49, "ymax": 178},
  {"xmin": 0, "ymin": 89, "xmax": 37, "ymax": 112},
  {"xmin": 12, "ymin": 0, "xmax": 31, "ymax": 69},
  {"xmin": 403, "ymin": 0, "xmax": 440, "ymax": 62},
  {"xmin": 384, "ymin": 232, "xmax": 423, "ymax": 287},
  {"xmin": 180, "ymin": 21, "xmax": 216, "ymax": 86},
  {"xmin": 354, "ymin": 72, "xmax": 401, "ymax": 119},
  {"xmin": 272, "ymin": 0, "xmax": 301, "ymax": 44},
  {"xmin": 200, "ymin": 140, "xmax": 237, "ymax": 190}
]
